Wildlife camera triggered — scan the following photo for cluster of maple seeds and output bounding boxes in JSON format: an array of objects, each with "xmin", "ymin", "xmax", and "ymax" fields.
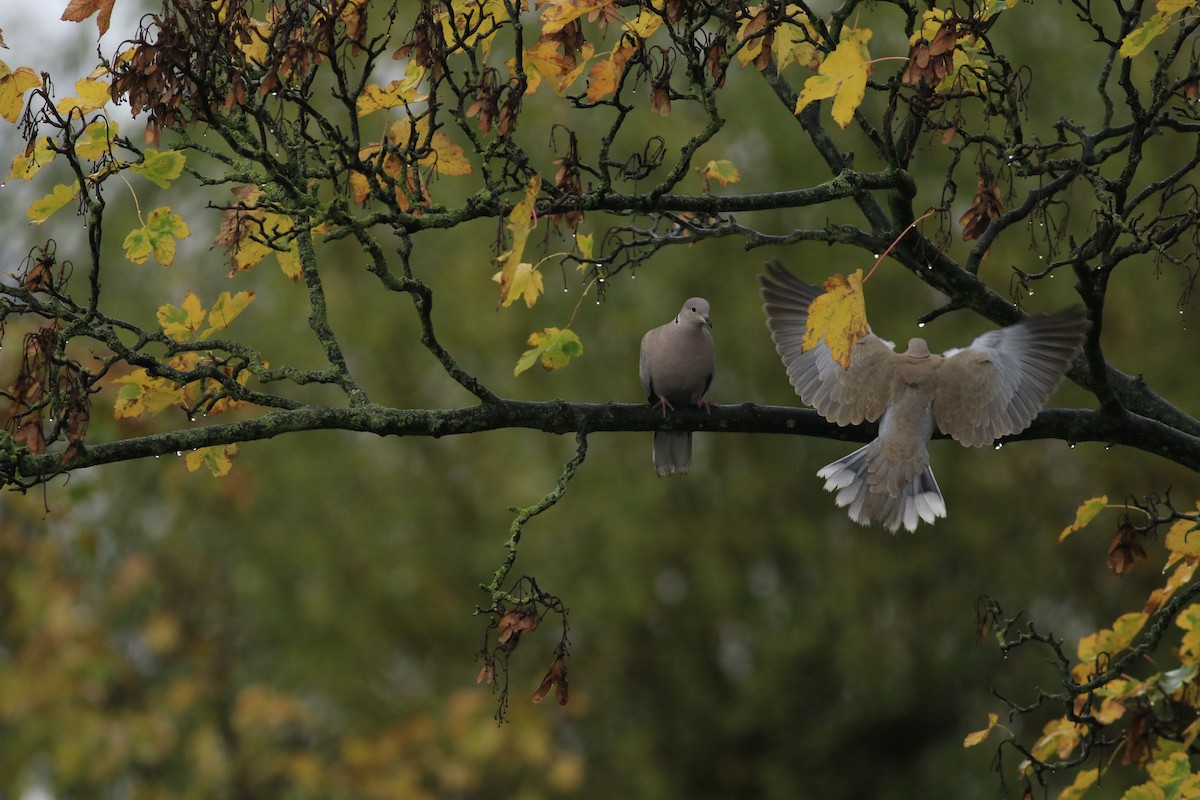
[{"xmin": 902, "ymin": 19, "xmax": 958, "ymax": 88}]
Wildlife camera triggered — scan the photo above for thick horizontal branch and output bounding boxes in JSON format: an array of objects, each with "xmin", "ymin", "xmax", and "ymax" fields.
[
  {"xmin": 10, "ymin": 400, "xmax": 1198, "ymax": 482},
  {"xmin": 421, "ymin": 168, "xmax": 915, "ymax": 230},
  {"xmin": 560, "ymin": 167, "xmax": 917, "ymax": 214}
]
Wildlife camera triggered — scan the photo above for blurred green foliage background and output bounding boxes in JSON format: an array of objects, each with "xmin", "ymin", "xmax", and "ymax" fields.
[{"xmin": 0, "ymin": 2, "xmax": 1197, "ymax": 798}]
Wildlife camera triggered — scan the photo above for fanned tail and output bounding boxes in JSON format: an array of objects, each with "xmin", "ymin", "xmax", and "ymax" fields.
[{"xmin": 816, "ymin": 445, "xmax": 946, "ymax": 533}]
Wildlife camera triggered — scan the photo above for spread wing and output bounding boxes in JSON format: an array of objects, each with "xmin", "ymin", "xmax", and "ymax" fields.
[
  {"xmin": 759, "ymin": 261, "xmax": 897, "ymax": 426},
  {"xmin": 932, "ymin": 307, "xmax": 1088, "ymax": 446}
]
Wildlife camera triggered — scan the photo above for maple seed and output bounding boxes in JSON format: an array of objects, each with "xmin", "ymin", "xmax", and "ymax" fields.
[
  {"xmin": 959, "ymin": 170, "xmax": 1004, "ymax": 241},
  {"xmin": 496, "ymin": 604, "xmax": 539, "ymax": 645},
  {"xmin": 1107, "ymin": 522, "xmax": 1147, "ymax": 577},
  {"xmin": 532, "ymin": 653, "xmax": 568, "ymax": 705}
]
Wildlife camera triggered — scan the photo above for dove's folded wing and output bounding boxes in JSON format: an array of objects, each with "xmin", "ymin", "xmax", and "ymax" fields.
[
  {"xmin": 933, "ymin": 307, "xmax": 1088, "ymax": 447},
  {"xmin": 760, "ymin": 261, "xmax": 896, "ymax": 426}
]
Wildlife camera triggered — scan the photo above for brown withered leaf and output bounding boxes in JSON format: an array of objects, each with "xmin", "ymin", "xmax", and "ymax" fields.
[
  {"xmin": 959, "ymin": 171, "xmax": 1004, "ymax": 240},
  {"xmin": 1107, "ymin": 522, "xmax": 1148, "ymax": 577}
]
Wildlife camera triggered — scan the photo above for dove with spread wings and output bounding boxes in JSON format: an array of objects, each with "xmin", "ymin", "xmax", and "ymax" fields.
[{"xmin": 760, "ymin": 262, "xmax": 1089, "ymax": 533}]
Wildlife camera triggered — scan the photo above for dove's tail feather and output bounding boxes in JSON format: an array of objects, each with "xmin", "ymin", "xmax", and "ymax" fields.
[
  {"xmin": 653, "ymin": 431, "xmax": 693, "ymax": 477},
  {"xmin": 817, "ymin": 445, "xmax": 946, "ymax": 533}
]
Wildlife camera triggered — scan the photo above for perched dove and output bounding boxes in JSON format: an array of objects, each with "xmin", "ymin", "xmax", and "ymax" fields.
[
  {"xmin": 759, "ymin": 262, "xmax": 1088, "ymax": 532},
  {"xmin": 639, "ymin": 298, "xmax": 716, "ymax": 476}
]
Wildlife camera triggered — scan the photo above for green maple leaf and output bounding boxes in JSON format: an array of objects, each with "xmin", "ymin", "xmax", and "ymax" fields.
[
  {"xmin": 124, "ymin": 206, "xmax": 191, "ymax": 265},
  {"xmin": 514, "ymin": 327, "xmax": 583, "ymax": 376},
  {"xmin": 131, "ymin": 148, "xmax": 187, "ymax": 189}
]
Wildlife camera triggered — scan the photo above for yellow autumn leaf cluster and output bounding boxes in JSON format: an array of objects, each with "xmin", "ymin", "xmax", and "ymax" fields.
[
  {"xmin": 350, "ymin": 118, "xmax": 472, "ymax": 211},
  {"xmin": 1120, "ymin": 0, "xmax": 1198, "ymax": 57},
  {"xmin": 737, "ymin": 5, "xmax": 820, "ymax": 71},
  {"xmin": 214, "ymin": 186, "xmax": 322, "ymax": 280},
  {"xmin": 156, "ymin": 290, "xmax": 255, "ymax": 343}
]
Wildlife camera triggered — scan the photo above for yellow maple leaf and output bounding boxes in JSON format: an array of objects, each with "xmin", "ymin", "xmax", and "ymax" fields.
[
  {"xmin": 793, "ymin": 28, "xmax": 873, "ymax": 128},
  {"xmin": 356, "ymin": 62, "xmax": 426, "ymax": 115},
  {"xmin": 275, "ymin": 241, "xmax": 302, "ymax": 281},
  {"xmin": 1058, "ymin": 495, "xmax": 1109, "ymax": 541},
  {"xmin": 524, "ymin": 37, "xmax": 575, "ymax": 91},
  {"xmin": 0, "ymin": 59, "xmax": 41, "ymax": 123},
  {"xmin": 1056, "ymin": 768, "xmax": 1098, "ymax": 800},
  {"xmin": 186, "ymin": 444, "xmax": 238, "ymax": 477},
  {"xmin": 8, "ymin": 136, "xmax": 56, "ymax": 182},
  {"xmin": 701, "ymin": 159, "xmax": 740, "ymax": 188},
  {"xmin": 55, "ymin": 76, "xmax": 111, "ymax": 115},
  {"xmin": 1073, "ymin": 611, "xmax": 1149, "ymax": 681},
  {"xmin": 962, "ymin": 712, "xmax": 998, "ymax": 748},
  {"xmin": 1164, "ymin": 517, "xmax": 1200, "ymax": 569},
  {"xmin": 429, "ymin": 130, "xmax": 472, "ymax": 176},
  {"xmin": 910, "ymin": 8, "xmax": 950, "ymax": 44},
  {"xmin": 202, "ymin": 290, "xmax": 256, "ymax": 338},
  {"xmin": 802, "ymin": 269, "xmax": 869, "ymax": 369},
  {"xmin": 157, "ymin": 291, "xmax": 206, "ymax": 341},
  {"xmin": 735, "ymin": 8, "xmax": 771, "ymax": 68},
  {"xmin": 112, "ymin": 369, "xmax": 186, "ymax": 418},
  {"xmin": 773, "ymin": 15, "xmax": 821, "ymax": 71},
  {"xmin": 495, "ymin": 176, "xmax": 542, "ymax": 307},
  {"xmin": 492, "ymin": 262, "xmax": 543, "ymax": 309},
  {"xmin": 75, "ymin": 118, "xmax": 117, "ymax": 160},
  {"xmin": 1031, "ymin": 717, "xmax": 1082, "ymax": 762},
  {"xmin": 27, "ymin": 183, "xmax": 79, "ymax": 224},
  {"xmin": 540, "ymin": 0, "xmax": 613, "ymax": 33},
  {"xmin": 513, "ymin": 327, "xmax": 583, "ymax": 376},
  {"xmin": 623, "ymin": 8, "xmax": 663, "ymax": 40},
  {"xmin": 586, "ymin": 57, "xmax": 622, "ymax": 102}
]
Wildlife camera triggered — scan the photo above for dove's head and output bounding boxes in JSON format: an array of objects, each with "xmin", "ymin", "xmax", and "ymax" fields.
[
  {"xmin": 904, "ymin": 338, "xmax": 931, "ymax": 358},
  {"xmin": 677, "ymin": 298, "xmax": 712, "ymax": 329}
]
